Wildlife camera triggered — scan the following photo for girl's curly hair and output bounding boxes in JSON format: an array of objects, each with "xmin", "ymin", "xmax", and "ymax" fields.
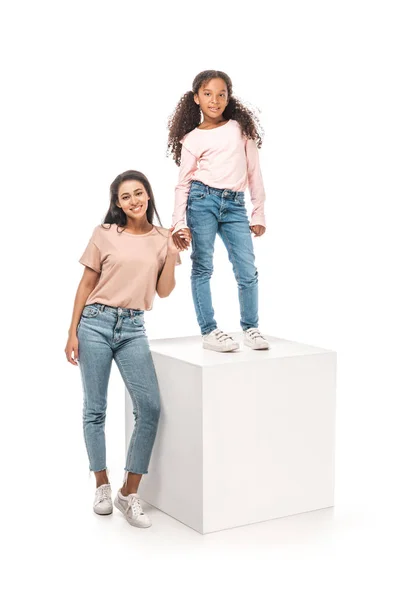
[{"xmin": 167, "ymin": 70, "xmax": 263, "ymax": 166}]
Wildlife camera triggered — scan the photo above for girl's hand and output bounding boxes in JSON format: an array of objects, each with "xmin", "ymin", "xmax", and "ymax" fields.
[
  {"xmin": 250, "ymin": 225, "xmax": 266, "ymax": 237},
  {"xmin": 171, "ymin": 227, "xmax": 192, "ymax": 251},
  {"xmin": 65, "ymin": 333, "xmax": 79, "ymax": 366}
]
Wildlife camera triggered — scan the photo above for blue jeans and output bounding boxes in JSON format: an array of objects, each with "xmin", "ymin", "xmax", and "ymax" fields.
[
  {"xmin": 77, "ymin": 303, "xmax": 160, "ymax": 474},
  {"xmin": 186, "ymin": 180, "xmax": 259, "ymax": 336}
]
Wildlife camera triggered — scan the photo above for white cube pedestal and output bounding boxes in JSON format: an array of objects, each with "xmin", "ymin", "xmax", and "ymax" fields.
[{"xmin": 125, "ymin": 334, "xmax": 336, "ymax": 534}]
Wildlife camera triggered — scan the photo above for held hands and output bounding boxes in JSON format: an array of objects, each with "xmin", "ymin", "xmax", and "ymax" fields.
[
  {"xmin": 250, "ymin": 225, "xmax": 266, "ymax": 237},
  {"xmin": 170, "ymin": 227, "xmax": 192, "ymax": 252}
]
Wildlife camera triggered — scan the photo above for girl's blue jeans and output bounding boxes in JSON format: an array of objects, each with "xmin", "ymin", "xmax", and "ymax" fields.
[
  {"xmin": 186, "ymin": 180, "xmax": 259, "ymax": 336},
  {"xmin": 77, "ymin": 303, "xmax": 160, "ymax": 474}
]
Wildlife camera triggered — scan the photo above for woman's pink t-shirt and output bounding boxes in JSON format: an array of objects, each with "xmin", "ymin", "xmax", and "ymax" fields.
[
  {"xmin": 171, "ymin": 119, "xmax": 266, "ymax": 233},
  {"xmin": 79, "ymin": 223, "xmax": 180, "ymax": 310}
]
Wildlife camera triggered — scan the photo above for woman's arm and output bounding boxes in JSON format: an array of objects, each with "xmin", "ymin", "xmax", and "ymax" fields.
[
  {"xmin": 156, "ymin": 254, "xmax": 177, "ymax": 298},
  {"xmin": 65, "ymin": 267, "xmax": 100, "ymax": 365},
  {"xmin": 156, "ymin": 232, "xmax": 181, "ymax": 298}
]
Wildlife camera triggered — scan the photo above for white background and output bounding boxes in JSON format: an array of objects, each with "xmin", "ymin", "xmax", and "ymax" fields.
[{"xmin": 1, "ymin": 0, "xmax": 399, "ymax": 597}]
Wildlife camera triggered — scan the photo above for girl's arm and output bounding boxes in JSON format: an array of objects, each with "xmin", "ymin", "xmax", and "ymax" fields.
[
  {"xmin": 65, "ymin": 267, "xmax": 100, "ymax": 365},
  {"xmin": 245, "ymin": 138, "xmax": 266, "ymax": 228},
  {"xmin": 156, "ymin": 233, "xmax": 181, "ymax": 298},
  {"xmin": 171, "ymin": 145, "xmax": 198, "ymax": 234}
]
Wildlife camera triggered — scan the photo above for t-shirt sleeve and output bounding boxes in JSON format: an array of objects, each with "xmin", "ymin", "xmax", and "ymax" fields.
[{"xmin": 79, "ymin": 227, "xmax": 102, "ymax": 273}]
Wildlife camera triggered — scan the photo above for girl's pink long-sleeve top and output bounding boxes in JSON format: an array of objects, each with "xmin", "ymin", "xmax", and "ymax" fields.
[{"xmin": 171, "ymin": 119, "xmax": 266, "ymax": 233}]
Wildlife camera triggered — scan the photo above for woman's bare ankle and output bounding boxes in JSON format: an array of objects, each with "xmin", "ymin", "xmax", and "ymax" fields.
[
  {"xmin": 121, "ymin": 485, "xmax": 138, "ymax": 496},
  {"xmin": 94, "ymin": 469, "xmax": 109, "ymax": 488},
  {"xmin": 121, "ymin": 471, "xmax": 143, "ymax": 496}
]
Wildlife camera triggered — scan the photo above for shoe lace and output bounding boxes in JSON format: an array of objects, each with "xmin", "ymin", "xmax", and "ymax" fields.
[
  {"xmin": 214, "ymin": 329, "xmax": 234, "ymax": 342},
  {"xmin": 247, "ymin": 328, "xmax": 266, "ymax": 340},
  {"xmin": 126, "ymin": 494, "xmax": 144, "ymax": 517},
  {"xmin": 95, "ymin": 485, "xmax": 110, "ymax": 502}
]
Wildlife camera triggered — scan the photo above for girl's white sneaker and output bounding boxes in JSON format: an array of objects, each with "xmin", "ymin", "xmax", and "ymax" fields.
[
  {"xmin": 244, "ymin": 328, "xmax": 270, "ymax": 350},
  {"xmin": 202, "ymin": 328, "xmax": 240, "ymax": 352},
  {"xmin": 93, "ymin": 483, "xmax": 113, "ymax": 515},
  {"xmin": 114, "ymin": 491, "xmax": 152, "ymax": 528}
]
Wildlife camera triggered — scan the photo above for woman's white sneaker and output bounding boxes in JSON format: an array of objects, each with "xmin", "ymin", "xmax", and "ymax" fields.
[
  {"xmin": 93, "ymin": 483, "xmax": 113, "ymax": 515},
  {"xmin": 114, "ymin": 491, "xmax": 151, "ymax": 528},
  {"xmin": 202, "ymin": 329, "xmax": 240, "ymax": 352},
  {"xmin": 244, "ymin": 328, "xmax": 270, "ymax": 350}
]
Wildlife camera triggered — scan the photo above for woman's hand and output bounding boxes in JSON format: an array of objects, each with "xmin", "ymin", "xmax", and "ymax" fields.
[
  {"xmin": 171, "ymin": 227, "xmax": 192, "ymax": 252},
  {"xmin": 250, "ymin": 225, "xmax": 266, "ymax": 237},
  {"xmin": 65, "ymin": 332, "xmax": 79, "ymax": 366}
]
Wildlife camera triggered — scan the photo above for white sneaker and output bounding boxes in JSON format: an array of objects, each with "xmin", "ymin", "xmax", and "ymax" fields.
[
  {"xmin": 202, "ymin": 328, "xmax": 240, "ymax": 352},
  {"xmin": 93, "ymin": 483, "xmax": 113, "ymax": 515},
  {"xmin": 244, "ymin": 328, "xmax": 270, "ymax": 350},
  {"xmin": 114, "ymin": 491, "xmax": 151, "ymax": 528}
]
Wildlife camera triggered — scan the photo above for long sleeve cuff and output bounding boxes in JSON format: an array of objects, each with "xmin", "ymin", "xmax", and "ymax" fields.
[
  {"xmin": 250, "ymin": 212, "xmax": 266, "ymax": 228},
  {"xmin": 171, "ymin": 222, "xmax": 189, "ymax": 235}
]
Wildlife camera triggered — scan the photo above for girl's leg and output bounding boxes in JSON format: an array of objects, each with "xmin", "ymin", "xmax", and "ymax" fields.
[
  {"xmin": 187, "ymin": 186, "xmax": 219, "ymax": 335},
  {"xmin": 113, "ymin": 315, "xmax": 161, "ymax": 482},
  {"xmin": 218, "ymin": 200, "xmax": 259, "ymax": 331},
  {"xmin": 77, "ymin": 306, "xmax": 114, "ymax": 480}
]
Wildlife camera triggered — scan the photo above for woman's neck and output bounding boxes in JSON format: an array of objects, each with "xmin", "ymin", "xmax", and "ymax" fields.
[{"xmin": 124, "ymin": 218, "xmax": 153, "ymax": 234}]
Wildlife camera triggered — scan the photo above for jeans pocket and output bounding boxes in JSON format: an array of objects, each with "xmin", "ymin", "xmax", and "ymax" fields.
[
  {"xmin": 132, "ymin": 314, "xmax": 145, "ymax": 327},
  {"xmin": 82, "ymin": 305, "xmax": 99, "ymax": 318},
  {"xmin": 189, "ymin": 191, "xmax": 206, "ymax": 201}
]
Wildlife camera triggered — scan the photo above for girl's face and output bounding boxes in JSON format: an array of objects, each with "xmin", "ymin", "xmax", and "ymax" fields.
[
  {"xmin": 116, "ymin": 180, "xmax": 149, "ymax": 221},
  {"xmin": 194, "ymin": 78, "xmax": 229, "ymax": 120}
]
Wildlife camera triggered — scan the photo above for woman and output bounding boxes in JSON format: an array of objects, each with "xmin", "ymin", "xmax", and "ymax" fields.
[{"xmin": 65, "ymin": 170, "xmax": 187, "ymax": 528}]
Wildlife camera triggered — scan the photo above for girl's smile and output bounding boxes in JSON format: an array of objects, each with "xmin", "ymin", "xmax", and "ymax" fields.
[{"xmin": 194, "ymin": 77, "xmax": 229, "ymax": 122}]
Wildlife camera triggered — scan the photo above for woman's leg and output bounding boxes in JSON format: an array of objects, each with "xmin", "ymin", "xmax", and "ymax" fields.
[
  {"xmin": 121, "ymin": 472, "xmax": 142, "ymax": 496},
  {"xmin": 113, "ymin": 316, "xmax": 160, "ymax": 489},
  {"xmin": 77, "ymin": 307, "xmax": 113, "ymax": 482}
]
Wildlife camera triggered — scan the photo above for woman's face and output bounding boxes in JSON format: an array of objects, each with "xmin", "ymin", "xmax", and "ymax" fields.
[
  {"xmin": 194, "ymin": 78, "xmax": 229, "ymax": 120},
  {"xmin": 116, "ymin": 180, "xmax": 149, "ymax": 221}
]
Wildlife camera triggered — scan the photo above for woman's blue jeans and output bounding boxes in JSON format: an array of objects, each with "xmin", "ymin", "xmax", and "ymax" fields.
[
  {"xmin": 77, "ymin": 303, "xmax": 160, "ymax": 474},
  {"xmin": 186, "ymin": 180, "xmax": 259, "ymax": 336}
]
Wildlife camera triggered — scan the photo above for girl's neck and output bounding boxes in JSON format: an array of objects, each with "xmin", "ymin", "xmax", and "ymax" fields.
[{"xmin": 197, "ymin": 117, "xmax": 229, "ymax": 130}]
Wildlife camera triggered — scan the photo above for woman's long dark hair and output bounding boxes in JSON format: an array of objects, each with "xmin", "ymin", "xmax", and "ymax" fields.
[
  {"xmin": 167, "ymin": 70, "xmax": 264, "ymax": 166},
  {"xmin": 102, "ymin": 170, "xmax": 163, "ymax": 233}
]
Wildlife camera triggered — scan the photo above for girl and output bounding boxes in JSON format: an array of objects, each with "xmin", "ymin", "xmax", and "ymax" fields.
[
  {"xmin": 65, "ymin": 170, "xmax": 184, "ymax": 528},
  {"xmin": 168, "ymin": 70, "xmax": 269, "ymax": 352}
]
